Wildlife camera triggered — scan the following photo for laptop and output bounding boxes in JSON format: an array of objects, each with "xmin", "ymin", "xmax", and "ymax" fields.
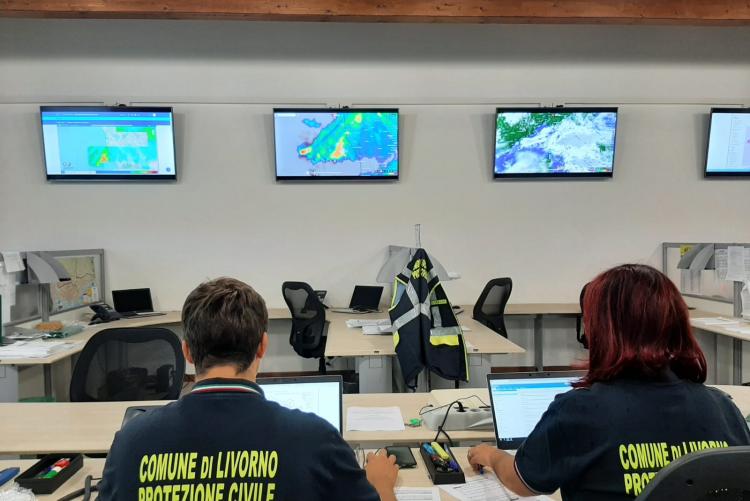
[
  {"xmin": 257, "ymin": 375, "xmax": 343, "ymax": 433},
  {"xmin": 112, "ymin": 288, "xmax": 166, "ymax": 318},
  {"xmin": 487, "ymin": 371, "xmax": 586, "ymax": 449},
  {"xmin": 331, "ymin": 285, "xmax": 384, "ymax": 314}
]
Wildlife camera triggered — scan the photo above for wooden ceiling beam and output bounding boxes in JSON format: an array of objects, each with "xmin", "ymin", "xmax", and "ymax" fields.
[{"xmin": 1, "ymin": 1, "xmax": 750, "ymax": 25}]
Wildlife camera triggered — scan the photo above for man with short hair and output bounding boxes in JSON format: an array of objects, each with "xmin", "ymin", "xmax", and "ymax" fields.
[{"xmin": 98, "ymin": 277, "xmax": 398, "ymax": 501}]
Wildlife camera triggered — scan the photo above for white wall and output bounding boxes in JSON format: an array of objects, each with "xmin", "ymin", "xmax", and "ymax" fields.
[{"xmin": 2, "ymin": 20, "xmax": 750, "ymax": 392}]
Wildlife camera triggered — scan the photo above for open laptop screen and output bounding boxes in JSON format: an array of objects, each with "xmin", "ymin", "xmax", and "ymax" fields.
[
  {"xmin": 488, "ymin": 372, "xmax": 584, "ymax": 449},
  {"xmin": 257, "ymin": 375, "xmax": 343, "ymax": 433},
  {"xmin": 112, "ymin": 288, "xmax": 154, "ymax": 314}
]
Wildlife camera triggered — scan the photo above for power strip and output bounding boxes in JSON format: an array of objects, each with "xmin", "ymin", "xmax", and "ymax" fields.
[{"xmin": 422, "ymin": 404, "xmax": 494, "ymax": 431}]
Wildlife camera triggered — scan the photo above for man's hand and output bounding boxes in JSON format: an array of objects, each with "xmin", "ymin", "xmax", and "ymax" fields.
[
  {"xmin": 365, "ymin": 450, "xmax": 399, "ymax": 500},
  {"xmin": 467, "ymin": 443, "xmax": 502, "ymax": 472}
]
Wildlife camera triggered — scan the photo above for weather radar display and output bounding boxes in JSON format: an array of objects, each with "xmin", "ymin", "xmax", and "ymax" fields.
[
  {"xmin": 494, "ymin": 108, "xmax": 618, "ymax": 178},
  {"xmin": 274, "ymin": 109, "xmax": 399, "ymax": 179}
]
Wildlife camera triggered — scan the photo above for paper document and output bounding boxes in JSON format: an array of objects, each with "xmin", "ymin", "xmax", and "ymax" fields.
[
  {"xmin": 0, "ymin": 251, "xmax": 25, "ymax": 273},
  {"xmin": 0, "ymin": 340, "xmax": 81, "ymax": 359},
  {"xmin": 725, "ymin": 246, "xmax": 749, "ymax": 282},
  {"xmin": 362, "ymin": 324, "xmax": 393, "ymax": 335},
  {"xmin": 395, "ymin": 487, "xmax": 440, "ymax": 501},
  {"xmin": 346, "ymin": 406, "xmax": 405, "ymax": 431},
  {"xmin": 439, "ymin": 475, "xmax": 553, "ymax": 501},
  {"xmin": 346, "ymin": 319, "xmax": 391, "ymax": 328},
  {"xmin": 715, "ymin": 249, "xmax": 728, "ymax": 281}
]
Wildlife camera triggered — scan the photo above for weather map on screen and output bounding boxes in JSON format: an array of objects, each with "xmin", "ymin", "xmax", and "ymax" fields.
[
  {"xmin": 41, "ymin": 107, "xmax": 176, "ymax": 180},
  {"xmin": 274, "ymin": 109, "xmax": 399, "ymax": 179},
  {"xmin": 494, "ymin": 108, "xmax": 618, "ymax": 178}
]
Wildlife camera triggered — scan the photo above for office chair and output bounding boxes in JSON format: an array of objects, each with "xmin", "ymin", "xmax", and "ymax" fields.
[
  {"xmin": 282, "ymin": 281, "xmax": 329, "ymax": 373},
  {"xmin": 575, "ymin": 283, "xmax": 589, "ymax": 349},
  {"xmin": 635, "ymin": 446, "xmax": 750, "ymax": 500},
  {"xmin": 70, "ymin": 327, "xmax": 185, "ymax": 402},
  {"xmin": 472, "ymin": 278, "xmax": 513, "ymax": 337}
]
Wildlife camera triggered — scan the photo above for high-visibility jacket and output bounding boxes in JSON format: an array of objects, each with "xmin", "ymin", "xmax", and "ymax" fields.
[{"xmin": 389, "ymin": 249, "xmax": 468, "ymax": 389}]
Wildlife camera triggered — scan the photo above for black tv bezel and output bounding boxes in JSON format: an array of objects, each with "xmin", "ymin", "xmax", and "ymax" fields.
[
  {"xmin": 40, "ymin": 105, "xmax": 178, "ymax": 181},
  {"xmin": 704, "ymin": 108, "xmax": 750, "ymax": 178},
  {"xmin": 493, "ymin": 106, "xmax": 619, "ymax": 179},
  {"xmin": 273, "ymin": 107, "xmax": 400, "ymax": 181}
]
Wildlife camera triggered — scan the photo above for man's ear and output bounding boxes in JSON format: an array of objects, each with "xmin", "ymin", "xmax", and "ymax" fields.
[
  {"xmin": 256, "ymin": 332, "xmax": 269, "ymax": 360},
  {"xmin": 182, "ymin": 340, "xmax": 194, "ymax": 364}
]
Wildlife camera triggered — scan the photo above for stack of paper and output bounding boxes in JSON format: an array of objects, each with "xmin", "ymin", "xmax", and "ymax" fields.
[
  {"xmin": 439, "ymin": 475, "xmax": 554, "ymax": 501},
  {"xmin": 395, "ymin": 487, "xmax": 440, "ymax": 501},
  {"xmin": 346, "ymin": 319, "xmax": 391, "ymax": 328},
  {"xmin": 0, "ymin": 340, "xmax": 81, "ymax": 359},
  {"xmin": 362, "ymin": 324, "xmax": 393, "ymax": 335},
  {"xmin": 346, "ymin": 406, "xmax": 406, "ymax": 431}
]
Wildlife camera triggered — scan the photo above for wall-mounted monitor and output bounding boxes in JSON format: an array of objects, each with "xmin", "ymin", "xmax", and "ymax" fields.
[
  {"xmin": 705, "ymin": 108, "xmax": 750, "ymax": 177},
  {"xmin": 274, "ymin": 108, "xmax": 399, "ymax": 180},
  {"xmin": 41, "ymin": 106, "xmax": 177, "ymax": 180},
  {"xmin": 494, "ymin": 107, "xmax": 618, "ymax": 179}
]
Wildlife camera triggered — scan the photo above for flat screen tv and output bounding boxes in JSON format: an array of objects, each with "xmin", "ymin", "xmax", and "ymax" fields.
[
  {"xmin": 705, "ymin": 108, "xmax": 750, "ymax": 177},
  {"xmin": 274, "ymin": 108, "xmax": 399, "ymax": 180},
  {"xmin": 494, "ymin": 107, "xmax": 618, "ymax": 179},
  {"xmin": 41, "ymin": 106, "xmax": 177, "ymax": 180}
]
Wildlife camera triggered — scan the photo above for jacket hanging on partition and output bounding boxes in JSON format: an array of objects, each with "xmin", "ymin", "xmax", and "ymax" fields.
[{"xmin": 389, "ymin": 248, "xmax": 469, "ymax": 389}]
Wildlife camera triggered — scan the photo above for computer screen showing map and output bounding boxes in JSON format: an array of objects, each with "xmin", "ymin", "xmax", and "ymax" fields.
[
  {"xmin": 41, "ymin": 106, "xmax": 177, "ymax": 180},
  {"xmin": 705, "ymin": 109, "xmax": 750, "ymax": 177},
  {"xmin": 274, "ymin": 108, "xmax": 399, "ymax": 179},
  {"xmin": 494, "ymin": 107, "xmax": 618, "ymax": 178}
]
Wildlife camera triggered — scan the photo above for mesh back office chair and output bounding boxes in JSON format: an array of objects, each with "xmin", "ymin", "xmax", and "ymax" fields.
[
  {"xmin": 282, "ymin": 282, "xmax": 329, "ymax": 373},
  {"xmin": 635, "ymin": 446, "xmax": 750, "ymax": 501},
  {"xmin": 70, "ymin": 327, "xmax": 185, "ymax": 402},
  {"xmin": 472, "ymin": 278, "xmax": 513, "ymax": 338}
]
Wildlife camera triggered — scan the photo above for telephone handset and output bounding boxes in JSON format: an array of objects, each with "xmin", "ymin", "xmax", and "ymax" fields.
[{"xmin": 90, "ymin": 303, "xmax": 122, "ymax": 324}]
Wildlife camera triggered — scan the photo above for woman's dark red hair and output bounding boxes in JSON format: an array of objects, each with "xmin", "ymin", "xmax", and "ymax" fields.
[{"xmin": 577, "ymin": 264, "xmax": 707, "ymax": 387}]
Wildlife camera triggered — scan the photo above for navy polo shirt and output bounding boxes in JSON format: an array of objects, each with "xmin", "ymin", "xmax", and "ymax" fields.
[
  {"xmin": 514, "ymin": 374, "xmax": 750, "ymax": 501},
  {"xmin": 97, "ymin": 378, "xmax": 379, "ymax": 501}
]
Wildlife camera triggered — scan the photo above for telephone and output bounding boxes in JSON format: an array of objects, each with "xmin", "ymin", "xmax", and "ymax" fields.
[{"xmin": 90, "ymin": 303, "xmax": 121, "ymax": 324}]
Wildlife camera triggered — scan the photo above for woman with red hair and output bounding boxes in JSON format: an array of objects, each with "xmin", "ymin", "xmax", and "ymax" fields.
[{"xmin": 467, "ymin": 264, "xmax": 750, "ymax": 500}]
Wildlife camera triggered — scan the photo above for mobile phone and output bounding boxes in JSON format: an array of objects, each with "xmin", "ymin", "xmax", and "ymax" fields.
[{"xmin": 384, "ymin": 446, "xmax": 417, "ymax": 469}]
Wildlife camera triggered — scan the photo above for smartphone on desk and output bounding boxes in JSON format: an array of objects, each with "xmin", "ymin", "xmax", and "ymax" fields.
[{"xmin": 385, "ymin": 446, "xmax": 417, "ymax": 469}]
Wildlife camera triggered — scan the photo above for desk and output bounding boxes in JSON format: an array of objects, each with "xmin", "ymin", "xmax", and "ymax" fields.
[
  {"xmin": 1, "ymin": 307, "xmax": 525, "ymax": 398},
  {"xmin": 0, "ymin": 392, "xmax": 491, "ymax": 455},
  {"xmin": 2, "ymin": 386, "xmax": 747, "ymax": 457},
  {"xmin": 0, "ymin": 312, "xmax": 183, "ymax": 402},
  {"xmin": 689, "ymin": 310, "xmax": 750, "ymax": 385},
  {"xmin": 322, "ymin": 307, "xmax": 526, "ymax": 392},
  {"xmin": 0, "ymin": 449, "xmax": 563, "ymax": 501}
]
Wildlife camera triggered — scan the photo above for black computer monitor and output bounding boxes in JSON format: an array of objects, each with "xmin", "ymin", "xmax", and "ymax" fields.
[
  {"xmin": 274, "ymin": 108, "xmax": 399, "ymax": 180},
  {"xmin": 494, "ymin": 107, "xmax": 618, "ymax": 179},
  {"xmin": 705, "ymin": 108, "xmax": 750, "ymax": 177},
  {"xmin": 41, "ymin": 106, "xmax": 177, "ymax": 181}
]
